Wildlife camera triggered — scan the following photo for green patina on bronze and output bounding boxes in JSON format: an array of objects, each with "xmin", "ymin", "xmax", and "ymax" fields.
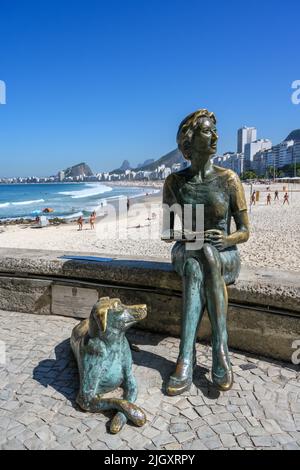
[
  {"xmin": 162, "ymin": 109, "xmax": 250, "ymax": 395},
  {"xmin": 71, "ymin": 297, "xmax": 147, "ymax": 434}
]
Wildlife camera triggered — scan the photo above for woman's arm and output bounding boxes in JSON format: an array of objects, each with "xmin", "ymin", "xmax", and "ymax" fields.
[{"xmin": 228, "ymin": 210, "xmax": 250, "ymax": 245}]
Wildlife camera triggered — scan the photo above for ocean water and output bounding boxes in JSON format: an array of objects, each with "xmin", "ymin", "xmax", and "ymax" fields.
[{"xmin": 0, "ymin": 182, "xmax": 155, "ymax": 220}]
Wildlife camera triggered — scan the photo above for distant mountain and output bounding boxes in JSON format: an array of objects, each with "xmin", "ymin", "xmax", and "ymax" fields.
[
  {"xmin": 135, "ymin": 148, "xmax": 185, "ymax": 172},
  {"xmin": 64, "ymin": 162, "xmax": 93, "ymax": 178},
  {"xmin": 137, "ymin": 158, "xmax": 155, "ymax": 169},
  {"xmin": 110, "ymin": 148, "xmax": 185, "ymax": 175},
  {"xmin": 111, "ymin": 159, "xmax": 131, "ymax": 173},
  {"xmin": 284, "ymin": 129, "xmax": 300, "ymax": 142},
  {"xmin": 119, "ymin": 160, "xmax": 131, "ymax": 171}
]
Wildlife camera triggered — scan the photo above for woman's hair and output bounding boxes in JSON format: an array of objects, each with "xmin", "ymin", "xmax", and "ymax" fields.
[{"xmin": 177, "ymin": 109, "xmax": 217, "ymax": 160}]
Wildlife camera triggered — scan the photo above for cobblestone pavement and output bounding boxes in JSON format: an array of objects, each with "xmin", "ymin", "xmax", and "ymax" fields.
[{"xmin": 0, "ymin": 310, "xmax": 299, "ymax": 450}]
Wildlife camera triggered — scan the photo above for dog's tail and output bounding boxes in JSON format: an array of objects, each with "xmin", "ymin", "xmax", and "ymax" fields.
[{"xmin": 77, "ymin": 395, "xmax": 146, "ymax": 427}]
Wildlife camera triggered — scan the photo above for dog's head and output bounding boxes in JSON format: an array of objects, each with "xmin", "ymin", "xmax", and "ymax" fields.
[{"xmin": 90, "ymin": 297, "xmax": 147, "ymax": 336}]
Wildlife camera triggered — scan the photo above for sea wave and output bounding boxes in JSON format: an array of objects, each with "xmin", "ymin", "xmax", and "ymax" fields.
[
  {"xmin": 58, "ymin": 184, "xmax": 112, "ymax": 199},
  {"xmin": 128, "ymin": 189, "xmax": 160, "ymax": 199},
  {"xmin": 11, "ymin": 199, "xmax": 45, "ymax": 206},
  {"xmin": 56, "ymin": 211, "xmax": 84, "ymax": 220},
  {"xmin": 103, "ymin": 189, "xmax": 160, "ymax": 201},
  {"xmin": 101, "ymin": 194, "xmax": 125, "ymax": 201},
  {"xmin": 93, "ymin": 189, "xmax": 160, "ymax": 205},
  {"xmin": 0, "ymin": 203, "xmax": 10, "ymax": 208}
]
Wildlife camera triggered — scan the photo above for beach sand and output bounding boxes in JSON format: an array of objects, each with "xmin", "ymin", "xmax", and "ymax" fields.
[{"xmin": 0, "ymin": 183, "xmax": 299, "ymax": 272}]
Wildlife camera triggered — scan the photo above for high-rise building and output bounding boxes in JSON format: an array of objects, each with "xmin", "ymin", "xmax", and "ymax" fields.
[
  {"xmin": 244, "ymin": 139, "xmax": 272, "ymax": 170},
  {"xmin": 251, "ymin": 130, "xmax": 300, "ymax": 177},
  {"xmin": 212, "ymin": 152, "xmax": 244, "ymax": 175},
  {"xmin": 58, "ymin": 170, "xmax": 65, "ymax": 182},
  {"xmin": 278, "ymin": 141, "xmax": 294, "ymax": 167},
  {"xmin": 293, "ymin": 141, "xmax": 300, "ymax": 168},
  {"xmin": 237, "ymin": 127, "xmax": 257, "ymax": 154}
]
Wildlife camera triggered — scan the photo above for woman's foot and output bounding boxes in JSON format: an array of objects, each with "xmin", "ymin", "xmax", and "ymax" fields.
[
  {"xmin": 212, "ymin": 367, "xmax": 233, "ymax": 391},
  {"xmin": 211, "ymin": 342, "xmax": 233, "ymax": 391},
  {"xmin": 166, "ymin": 356, "xmax": 196, "ymax": 396}
]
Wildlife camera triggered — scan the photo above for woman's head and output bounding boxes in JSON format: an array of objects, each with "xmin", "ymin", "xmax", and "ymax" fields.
[{"xmin": 177, "ymin": 109, "xmax": 218, "ymax": 160}]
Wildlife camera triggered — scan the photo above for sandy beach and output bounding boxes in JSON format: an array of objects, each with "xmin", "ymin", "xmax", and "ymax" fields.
[{"xmin": 0, "ymin": 183, "xmax": 299, "ymax": 273}]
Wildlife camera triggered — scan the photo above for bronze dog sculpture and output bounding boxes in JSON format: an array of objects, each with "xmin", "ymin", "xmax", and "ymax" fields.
[{"xmin": 71, "ymin": 297, "xmax": 147, "ymax": 434}]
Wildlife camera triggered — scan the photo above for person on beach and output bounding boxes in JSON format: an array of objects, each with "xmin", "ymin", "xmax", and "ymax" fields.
[
  {"xmin": 283, "ymin": 192, "xmax": 289, "ymax": 205},
  {"xmin": 250, "ymin": 191, "xmax": 256, "ymax": 206},
  {"xmin": 77, "ymin": 216, "xmax": 83, "ymax": 231},
  {"xmin": 89, "ymin": 212, "xmax": 96, "ymax": 230},
  {"xmin": 162, "ymin": 109, "xmax": 250, "ymax": 395},
  {"xmin": 274, "ymin": 190, "xmax": 279, "ymax": 201},
  {"xmin": 127, "ymin": 197, "xmax": 130, "ymax": 212},
  {"xmin": 267, "ymin": 193, "xmax": 271, "ymax": 205}
]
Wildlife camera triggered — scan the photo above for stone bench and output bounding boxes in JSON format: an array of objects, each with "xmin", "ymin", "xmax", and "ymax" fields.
[{"xmin": 0, "ymin": 247, "xmax": 299, "ymax": 363}]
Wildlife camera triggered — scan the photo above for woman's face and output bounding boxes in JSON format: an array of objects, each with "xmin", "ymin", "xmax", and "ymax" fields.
[{"xmin": 191, "ymin": 117, "xmax": 218, "ymax": 156}]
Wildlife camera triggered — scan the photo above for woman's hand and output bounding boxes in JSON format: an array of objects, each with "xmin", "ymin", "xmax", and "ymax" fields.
[{"xmin": 204, "ymin": 229, "xmax": 230, "ymax": 251}]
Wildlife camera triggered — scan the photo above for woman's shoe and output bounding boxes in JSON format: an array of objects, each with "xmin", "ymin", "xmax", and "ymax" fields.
[
  {"xmin": 211, "ymin": 341, "xmax": 233, "ymax": 391},
  {"xmin": 166, "ymin": 358, "xmax": 195, "ymax": 396},
  {"xmin": 212, "ymin": 367, "xmax": 233, "ymax": 391}
]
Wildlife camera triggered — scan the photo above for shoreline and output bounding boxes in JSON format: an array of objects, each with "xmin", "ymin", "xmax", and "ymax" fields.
[
  {"xmin": 0, "ymin": 183, "xmax": 161, "ymax": 225},
  {"xmin": 107, "ymin": 180, "xmax": 163, "ymax": 189}
]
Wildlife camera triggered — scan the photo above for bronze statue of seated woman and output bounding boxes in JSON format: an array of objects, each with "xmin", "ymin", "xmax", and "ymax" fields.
[{"xmin": 162, "ymin": 109, "xmax": 250, "ymax": 395}]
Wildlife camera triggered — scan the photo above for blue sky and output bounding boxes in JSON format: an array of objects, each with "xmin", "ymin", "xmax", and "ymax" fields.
[{"xmin": 0, "ymin": 0, "xmax": 300, "ymax": 176}]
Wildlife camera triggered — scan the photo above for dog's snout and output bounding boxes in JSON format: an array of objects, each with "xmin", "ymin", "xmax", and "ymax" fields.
[{"xmin": 130, "ymin": 304, "xmax": 147, "ymax": 321}]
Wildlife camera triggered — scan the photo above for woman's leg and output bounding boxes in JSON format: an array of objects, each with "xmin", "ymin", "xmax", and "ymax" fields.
[
  {"xmin": 167, "ymin": 257, "xmax": 205, "ymax": 396},
  {"xmin": 200, "ymin": 244, "xmax": 233, "ymax": 391},
  {"xmin": 180, "ymin": 257, "xmax": 205, "ymax": 362}
]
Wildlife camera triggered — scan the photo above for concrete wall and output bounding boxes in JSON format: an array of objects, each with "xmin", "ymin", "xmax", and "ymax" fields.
[{"xmin": 0, "ymin": 248, "xmax": 299, "ymax": 363}]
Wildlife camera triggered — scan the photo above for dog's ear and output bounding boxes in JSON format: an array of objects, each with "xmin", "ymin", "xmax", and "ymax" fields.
[
  {"xmin": 98, "ymin": 307, "xmax": 109, "ymax": 333},
  {"xmin": 92, "ymin": 297, "xmax": 122, "ymax": 333},
  {"xmin": 92, "ymin": 298, "xmax": 111, "ymax": 333},
  {"xmin": 95, "ymin": 306, "xmax": 109, "ymax": 333}
]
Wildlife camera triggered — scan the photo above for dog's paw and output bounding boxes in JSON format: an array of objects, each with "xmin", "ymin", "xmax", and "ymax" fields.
[
  {"xmin": 130, "ymin": 405, "xmax": 147, "ymax": 427},
  {"xmin": 120, "ymin": 401, "xmax": 146, "ymax": 427},
  {"xmin": 110, "ymin": 412, "xmax": 127, "ymax": 434}
]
